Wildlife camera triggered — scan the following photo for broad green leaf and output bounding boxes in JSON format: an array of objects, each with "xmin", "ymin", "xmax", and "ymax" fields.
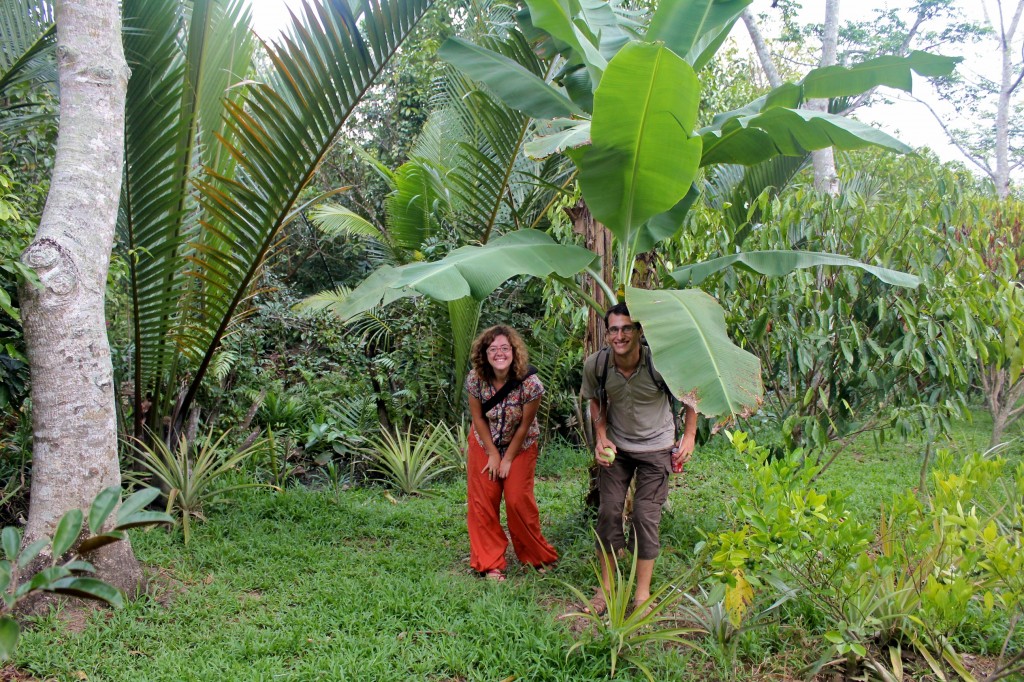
[
  {"xmin": 700, "ymin": 107, "xmax": 910, "ymax": 167},
  {"xmin": 17, "ymin": 538, "xmax": 48, "ymax": 568},
  {"xmin": 1, "ymin": 527, "xmax": 19, "ymax": 562},
  {"xmin": 76, "ymin": 531, "xmax": 126, "ymax": 555},
  {"xmin": 88, "ymin": 486, "xmax": 121, "ymax": 534},
  {"xmin": 524, "ymin": 0, "xmax": 607, "ymax": 84},
  {"xmin": 636, "ymin": 183, "xmax": 701, "ymax": 253},
  {"xmin": 0, "ymin": 560, "xmax": 9, "ymax": 592},
  {"xmin": 29, "ymin": 565, "xmax": 70, "ymax": 590},
  {"xmin": 525, "ymin": 118, "xmax": 591, "ymax": 160},
  {"xmin": 52, "ymin": 509, "xmax": 83, "ymax": 558},
  {"xmin": 670, "ymin": 251, "xmax": 921, "ymax": 288},
  {"xmin": 626, "ymin": 286, "xmax": 763, "ymax": 417},
  {"xmin": 49, "ymin": 577, "xmax": 124, "ymax": 608},
  {"xmin": 438, "ymin": 38, "xmax": 583, "ymax": 119},
  {"xmin": 705, "ymin": 50, "xmax": 957, "ymax": 133},
  {"xmin": 113, "ymin": 511, "xmax": 174, "ymax": 530},
  {"xmin": 0, "ymin": 617, "xmax": 17, "ymax": 661},
  {"xmin": 330, "ymin": 230, "xmax": 596, "ymax": 319},
  {"xmin": 580, "ymin": 43, "xmax": 702, "ymax": 242},
  {"xmin": 0, "ymin": 289, "xmax": 17, "ymax": 322},
  {"xmin": 116, "ymin": 487, "xmax": 162, "ymax": 523},
  {"xmin": 646, "ymin": 0, "xmax": 751, "ymax": 69},
  {"xmin": 801, "ymin": 51, "xmax": 961, "ymax": 99}
]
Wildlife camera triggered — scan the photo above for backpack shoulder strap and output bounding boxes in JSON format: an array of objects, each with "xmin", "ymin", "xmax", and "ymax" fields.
[{"xmin": 596, "ymin": 347, "xmax": 610, "ymax": 409}]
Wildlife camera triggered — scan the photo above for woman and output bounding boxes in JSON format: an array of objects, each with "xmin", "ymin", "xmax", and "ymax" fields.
[{"xmin": 465, "ymin": 325, "xmax": 558, "ymax": 581}]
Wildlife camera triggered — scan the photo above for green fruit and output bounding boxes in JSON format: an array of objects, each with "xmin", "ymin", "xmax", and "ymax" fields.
[{"xmin": 602, "ymin": 447, "xmax": 615, "ymax": 463}]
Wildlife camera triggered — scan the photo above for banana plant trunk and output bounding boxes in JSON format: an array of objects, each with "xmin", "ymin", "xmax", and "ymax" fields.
[
  {"xmin": 569, "ymin": 200, "xmax": 613, "ymax": 509},
  {"xmin": 18, "ymin": 0, "xmax": 142, "ymax": 595}
]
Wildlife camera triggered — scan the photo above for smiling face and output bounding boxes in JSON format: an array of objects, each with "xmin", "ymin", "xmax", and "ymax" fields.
[
  {"xmin": 605, "ymin": 312, "xmax": 640, "ymax": 361},
  {"xmin": 485, "ymin": 334, "xmax": 514, "ymax": 376}
]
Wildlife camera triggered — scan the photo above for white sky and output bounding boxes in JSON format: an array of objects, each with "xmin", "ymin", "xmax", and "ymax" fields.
[{"xmin": 248, "ymin": 0, "xmax": 1007, "ymax": 174}]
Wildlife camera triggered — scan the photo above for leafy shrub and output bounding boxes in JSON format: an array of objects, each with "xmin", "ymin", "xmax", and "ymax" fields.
[
  {"xmin": 706, "ymin": 431, "xmax": 1024, "ymax": 681},
  {"xmin": 0, "ymin": 486, "xmax": 171, "ymax": 659}
]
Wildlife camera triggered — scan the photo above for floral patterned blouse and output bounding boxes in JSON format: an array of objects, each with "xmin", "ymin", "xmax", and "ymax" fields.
[{"xmin": 465, "ymin": 372, "xmax": 545, "ymax": 454}]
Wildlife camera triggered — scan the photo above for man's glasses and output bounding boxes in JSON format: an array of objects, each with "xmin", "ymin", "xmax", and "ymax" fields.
[
  {"xmin": 606, "ymin": 324, "xmax": 637, "ymax": 336},
  {"xmin": 487, "ymin": 345, "xmax": 512, "ymax": 355}
]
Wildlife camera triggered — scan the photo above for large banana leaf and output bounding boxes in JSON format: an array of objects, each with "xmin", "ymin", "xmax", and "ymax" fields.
[
  {"xmin": 524, "ymin": 0, "xmax": 606, "ymax": 85},
  {"xmin": 669, "ymin": 250, "xmax": 922, "ymax": 287},
  {"xmin": 700, "ymin": 107, "xmax": 911, "ymax": 167},
  {"xmin": 646, "ymin": 0, "xmax": 751, "ymax": 70},
  {"xmin": 707, "ymin": 50, "xmax": 961, "ymax": 130},
  {"xmin": 0, "ymin": 0, "xmax": 55, "ymax": 136},
  {"xmin": 437, "ymin": 38, "xmax": 582, "ymax": 119},
  {"xmin": 626, "ymin": 286, "xmax": 762, "ymax": 418},
  {"xmin": 578, "ymin": 42, "xmax": 701, "ymax": 247},
  {"xmin": 328, "ymin": 230, "xmax": 597, "ymax": 320}
]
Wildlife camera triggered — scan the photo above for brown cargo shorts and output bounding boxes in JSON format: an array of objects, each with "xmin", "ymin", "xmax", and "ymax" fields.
[{"xmin": 595, "ymin": 447, "xmax": 672, "ymax": 560}]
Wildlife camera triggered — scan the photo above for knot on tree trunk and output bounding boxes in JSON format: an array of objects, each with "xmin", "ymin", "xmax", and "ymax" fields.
[{"xmin": 21, "ymin": 238, "xmax": 79, "ymax": 303}]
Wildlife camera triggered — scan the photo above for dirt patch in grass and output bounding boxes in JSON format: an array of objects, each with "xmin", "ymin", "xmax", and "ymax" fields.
[
  {"xmin": 142, "ymin": 565, "xmax": 188, "ymax": 608},
  {"xmin": 0, "ymin": 665, "xmax": 42, "ymax": 681}
]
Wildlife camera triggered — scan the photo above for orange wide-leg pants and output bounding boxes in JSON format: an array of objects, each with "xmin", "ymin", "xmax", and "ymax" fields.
[{"xmin": 466, "ymin": 437, "xmax": 558, "ymax": 573}]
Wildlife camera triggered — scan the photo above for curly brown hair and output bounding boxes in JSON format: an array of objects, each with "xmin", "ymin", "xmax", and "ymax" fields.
[{"xmin": 470, "ymin": 325, "xmax": 530, "ymax": 382}]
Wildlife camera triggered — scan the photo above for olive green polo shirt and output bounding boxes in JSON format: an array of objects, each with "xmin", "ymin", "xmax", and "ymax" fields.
[{"xmin": 581, "ymin": 347, "xmax": 674, "ymax": 452}]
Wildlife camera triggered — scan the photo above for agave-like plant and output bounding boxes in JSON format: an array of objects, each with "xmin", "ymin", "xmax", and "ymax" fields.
[
  {"xmin": 126, "ymin": 429, "xmax": 272, "ymax": 544},
  {"xmin": 362, "ymin": 422, "xmax": 458, "ymax": 496},
  {"xmin": 562, "ymin": 537, "xmax": 704, "ymax": 682},
  {"xmin": 118, "ymin": 0, "xmax": 438, "ymax": 442}
]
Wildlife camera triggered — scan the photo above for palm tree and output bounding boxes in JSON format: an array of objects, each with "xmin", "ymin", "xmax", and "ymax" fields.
[{"xmin": 120, "ymin": 0, "xmax": 439, "ymax": 444}]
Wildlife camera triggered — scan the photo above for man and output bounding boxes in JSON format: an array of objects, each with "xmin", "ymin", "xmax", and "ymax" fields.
[{"xmin": 580, "ymin": 303, "xmax": 697, "ymax": 613}]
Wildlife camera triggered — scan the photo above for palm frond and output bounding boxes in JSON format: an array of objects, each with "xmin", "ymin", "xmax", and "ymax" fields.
[
  {"xmin": 175, "ymin": 0, "xmax": 437, "ymax": 422},
  {"xmin": 0, "ymin": 0, "xmax": 56, "ymax": 136},
  {"xmin": 310, "ymin": 203, "xmax": 384, "ymax": 239}
]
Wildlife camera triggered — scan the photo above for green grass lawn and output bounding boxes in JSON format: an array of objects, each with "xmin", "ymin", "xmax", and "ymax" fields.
[{"xmin": 12, "ymin": 413, "xmax": 1018, "ymax": 681}]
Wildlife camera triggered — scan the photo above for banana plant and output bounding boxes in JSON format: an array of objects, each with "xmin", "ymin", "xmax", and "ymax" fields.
[
  {"xmin": 298, "ymin": 28, "xmax": 578, "ymax": 412},
  {"xmin": 338, "ymin": 0, "xmax": 958, "ymax": 420},
  {"xmin": 119, "ymin": 0, "xmax": 438, "ymax": 441}
]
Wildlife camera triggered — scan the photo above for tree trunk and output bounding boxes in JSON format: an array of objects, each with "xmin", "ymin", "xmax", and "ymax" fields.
[
  {"xmin": 18, "ymin": 0, "xmax": 142, "ymax": 595},
  {"xmin": 994, "ymin": 0, "xmax": 1024, "ymax": 200},
  {"xmin": 569, "ymin": 200, "xmax": 612, "ymax": 509},
  {"xmin": 741, "ymin": 8, "xmax": 782, "ymax": 88},
  {"xmin": 810, "ymin": 0, "xmax": 840, "ymax": 195}
]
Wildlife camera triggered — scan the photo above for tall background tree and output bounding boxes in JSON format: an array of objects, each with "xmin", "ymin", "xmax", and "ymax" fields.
[{"xmin": 18, "ymin": 0, "xmax": 140, "ymax": 592}]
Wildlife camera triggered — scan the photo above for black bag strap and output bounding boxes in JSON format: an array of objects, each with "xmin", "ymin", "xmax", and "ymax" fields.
[{"xmin": 481, "ymin": 365, "xmax": 538, "ymax": 413}]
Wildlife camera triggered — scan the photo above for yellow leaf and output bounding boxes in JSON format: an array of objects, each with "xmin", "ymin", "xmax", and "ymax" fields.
[{"xmin": 724, "ymin": 568, "xmax": 753, "ymax": 627}]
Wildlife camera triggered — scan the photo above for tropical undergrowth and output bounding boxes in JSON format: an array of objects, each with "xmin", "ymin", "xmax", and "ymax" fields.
[{"xmin": 8, "ymin": 415, "xmax": 1013, "ymax": 682}]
